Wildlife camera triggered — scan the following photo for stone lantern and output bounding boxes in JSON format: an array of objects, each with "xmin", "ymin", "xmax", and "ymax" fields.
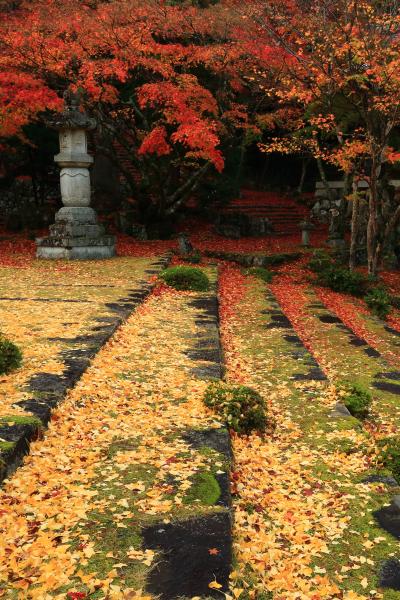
[
  {"xmin": 36, "ymin": 91, "xmax": 116, "ymax": 259},
  {"xmin": 299, "ymin": 220, "xmax": 314, "ymax": 247}
]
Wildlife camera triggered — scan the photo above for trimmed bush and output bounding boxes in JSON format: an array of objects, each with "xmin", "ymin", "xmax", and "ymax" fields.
[
  {"xmin": 316, "ymin": 265, "xmax": 368, "ymax": 296},
  {"xmin": 244, "ymin": 267, "xmax": 274, "ymax": 283},
  {"xmin": 0, "ymin": 336, "xmax": 22, "ymax": 375},
  {"xmin": 160, "ymin": 266, "xmax": 210, "ymax": 291},
  {"xmin": 377, "ymin": 437, "xmax": 400, "ymax": 483},
  {"xmin": 365, "ymin": 287, "xmax": 391, "ymax": 320},
  {"xmin": 203, "ymin": 381, "xmax": 267, "ymax": 434},
  {"xmin": 181, "ymin": 250, "xmax": 202, "ymax": 264},
  {"xmin": 338, "ymin": 382, "xmax": 372, "ymax": 419},
  {"xmin": 308, "ymin": 250, "xmax": 333, "ymax": 273}
]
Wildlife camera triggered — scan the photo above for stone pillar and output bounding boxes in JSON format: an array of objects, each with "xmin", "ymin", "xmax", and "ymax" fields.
[
  {"xmin": 36, "ymin": 91, "xmax": 115, "ymax": 260},
  {"xmin": 327, "ymin": 207, "xmax": 346, "ymax": 249},
  {"xmin": 299, "ymin": 220, "xmax": 314, "ymax": 247}
]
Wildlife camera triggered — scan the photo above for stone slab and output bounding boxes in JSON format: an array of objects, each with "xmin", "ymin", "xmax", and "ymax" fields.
[
  {"xmin": 49, "ymin": 223, "xmax": 105, "ymax": 237},
  {"xmin": 143, "ymin": 513, "xmax": 232, "ymax": 599},
  {"xmin": 37, "ymin": 235, "xmax": 115, "ymax": 248},
  {"xmin": 379, "ymin": 558, "xmax": 400, "ymax": 590},
  {"xmin": 37, "ymin": 245, "xmax": 116, "ymax": 260},
  {"xmin": 55, "ymin": 206, "xmax": 98, "ymax": 224}
]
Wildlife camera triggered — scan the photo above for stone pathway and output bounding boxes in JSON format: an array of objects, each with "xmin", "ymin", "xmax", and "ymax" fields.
[
  {"xmin": 0, "ymin": 256, "xmax": 169, "ymax": 482},
  {"xmin": 0, "ymin": 265, "xmax": 231, "ymax": 599},
  {"xmin": 219, "ymin": 267, "xmax": 400, "ymax": 599}
]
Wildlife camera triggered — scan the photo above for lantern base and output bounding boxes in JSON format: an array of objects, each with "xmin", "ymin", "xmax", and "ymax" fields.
[{"xmin": 36, "ymin": 206, "xmax": 116, "ymax": 260}]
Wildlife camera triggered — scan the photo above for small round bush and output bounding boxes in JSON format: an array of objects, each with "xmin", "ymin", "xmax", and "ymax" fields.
[
  {"xmin": 203, "ymin": 382, "xmax": 267, "ymax": 434},
  {"xmin": 365, "ymin": 287, "xmax": 391, "ymax": 320},
  {"xmin": 377, "ymin": 437, "xmax": 400, "ymax": 483},
  {"xmin": 339, "ymin": 382, "xmax": 372, "ymax": 419},
  {"xmin": 317, "ymin": 265, "xmax": 368, "ymax": 296},
  {"xmin": 244, "ymin": 267, "xmax": 274, "ymax": 283},
  {"xmin": 308, "ymin": 250, "xmax": 333, "ymax": 273},
  {"xmin": 0, "ymin": 336, "xmax": 22, "ymax": 375},
  {"xmin": 160, "ymin": 266, "xmax": 210, "ymax": 291}
]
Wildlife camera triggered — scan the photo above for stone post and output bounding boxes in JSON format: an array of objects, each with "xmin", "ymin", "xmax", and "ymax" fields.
[
  {"xmin": 327, "ymin": 207, "xmax": 346, "ymax": 249},
  {"xmin": 36, "ymin": 91, "xmax": 115, "ymax": 259},
  {"xmin": 178, "ymin": 233, "xmax": 194, "ymax": 256},
  {"xmin": 299, "ymin": 220, "xmax": 314, "ymax": 247}
]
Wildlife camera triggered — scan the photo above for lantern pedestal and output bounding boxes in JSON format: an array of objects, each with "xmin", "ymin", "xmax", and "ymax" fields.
[{"xmin": 36, "ymin": 92, "xmax": 115, "ymax": 260}]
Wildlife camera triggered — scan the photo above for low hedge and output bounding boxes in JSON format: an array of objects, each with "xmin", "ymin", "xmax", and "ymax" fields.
[
  {"xmin": 160, "ymin": 266, "xmax": 210, "ymax": 292},
  {"xmin": 203, "ymin": 381, "xmax": 268, "ymax": 434},
  {"xmin": 338, "ymin": 382, "xmax": 372, "ymax": 419},
  {"xmin": 0, "ymin": 336, "xmax": 22, "ymax": 375},
  {"xmin": 365, "ymin": 287, "xmax": 391, "ymax": 320},
  {"xmin": 244, "ymin": 267, "xmax": 274, "ymax": 283}
]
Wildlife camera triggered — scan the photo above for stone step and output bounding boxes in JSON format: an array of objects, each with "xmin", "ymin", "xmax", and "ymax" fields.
[
  {"xmin": 37, "ymin": 235, "xmax": 116, "ymax": 248},
  {"xmin": 49, "ymin": 223, "xmax": 106, "ymax": 237}
]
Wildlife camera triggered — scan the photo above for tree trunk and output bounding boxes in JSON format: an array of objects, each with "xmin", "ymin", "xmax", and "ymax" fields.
[
  {"xmin": 297, "ymin": 157, "xmax": 309, "ymax": 194},
  {"xmin": 367, "ymin": 157, "xmax": 381, "ymax": 276},
  {"xmin": 349, "ymin": 182, "xmax": 360, "ymax": 271},
  {"xmin": 316, "ymin": 157, "xmax": 334, "ymax": 202}
]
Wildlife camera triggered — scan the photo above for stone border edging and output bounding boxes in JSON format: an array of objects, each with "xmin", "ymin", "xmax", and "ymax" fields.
[
  {"xmin": 143, "ymin": 270, "xmax": 232, "ymax": 599},
  {"xmin": 204, "ymin": 249, "xmax": 301, "ymax": 268},
  {"xmin": 0, "ymin": 254, "xmax": 172, "ymax": 484}
]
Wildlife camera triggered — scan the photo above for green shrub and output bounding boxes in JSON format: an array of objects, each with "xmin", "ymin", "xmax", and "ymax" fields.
[
  {"xmin": 244, "ymin": 267, "xmax": 274, "ymax": 283},
  {"xmin": 365, "ymin": 287, "xmax": 391, "ymax": 320},
  {"xmin": 316, "ymin": 265, "xmax": 368, "ymax": 296},
  {"xmin": 338, "ymin": 382, "xmax": 372, "ymax": 419},
  {"xmin": 181, "ymin": 250, "xmax": 202, "ymax": 264},
  {"xmin": 203, "ymin": 382, "xmax": 267, "ymax": 434},
  {"xmin": 308, "ymin": 250, "xmax": 333, "ymax": 273},
  {"xmin": 0, "ymin": 336, "xmax": 22, "ymax": 375},
  {"xmin": 390, "ymin": 295, "xmax": 400, "ymax": 310},
  {"xmin": 160, "ymin": 266, "xmax": 210, "ymax": 291},
  {"xmin": 377, "ymin": 437, "xmax": 400, "ymax": 483},
  {"xmin": 262, "ymin": 252, "xmax": 301, "ymax": 267}
]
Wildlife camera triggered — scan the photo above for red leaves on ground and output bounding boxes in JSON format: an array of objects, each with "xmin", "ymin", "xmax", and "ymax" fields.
[{"xmin": 316, "ymin": 286, "xmax": 400, "ymax": 365}]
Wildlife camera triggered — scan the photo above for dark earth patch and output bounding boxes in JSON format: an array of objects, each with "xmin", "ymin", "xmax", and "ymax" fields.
[
  {"xmin": 183, "ymin": 428, "xmax": 232, "ymax": 462},
  {"xmin": 364, "ymin": 347, "xmax": 381, "ymax": 358},
  {"xmin": 319, "ymin": 314, "xmax": 342, "ymax": 324},
  {"xmin": 362, "ymin": 474, "xmax": 398, "ymax": 487},
  {"xmin": 373, "ymin": 381, "xmax": 400, "ymax": 395},
  {"xmin": 143, "ymin": 512, "xmax": 232, "ymax": 599},
  {"xmin": 284, "ymin": 334, "xmax": 303, "ymax": 345},
  {"xmin": 0, "ymin": 421, "xmax": 42, "ymax": 481},
  {"xmin": 376, "ymin": 372, "xmax": 400, "ymax": 381},
  {"xmin": 191, "ymin": 365, "xmax": 223, "ymax": 380},
  {"xmin": 185, "ymin": 349, "xmax": 221, "ymax": 363},
  {"xmin": 182, "ymin": 428, "xmax": 232, "ymax": 510},
  {"xmin": 374, "ymin": 499, "xmax": 400, "ymax": 539},
  {"xmin": 379, "ymin": 559, "xmax": 400, "ymax": 591},
  {"xmin": 292, "ymin": 367, "xmax": 327, "ymax": 381},
  {"xmin": 349, "ymin": 337, "xmax": 368, "ymax": 347},
  {"xmin": 385, "ymin": 326, "xmax": 400, "ymax": 337}
]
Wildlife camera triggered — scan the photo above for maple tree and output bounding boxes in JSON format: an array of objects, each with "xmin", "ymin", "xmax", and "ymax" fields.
[
  {"xmin": 230, "ymin": 0, "xmax": 400, "ymax": 275},
  {"xmin": 0, "ymin": 0, "xmax": 252, "ymax": 228}
]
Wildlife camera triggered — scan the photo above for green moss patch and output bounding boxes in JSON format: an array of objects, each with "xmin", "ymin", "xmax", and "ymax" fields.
[
  {"xmin": 183, "ymin": 471, "xmax": 221, "ymax": 506},
  {"xmin": 0, "ymin": 414, "xmax": 43, "ymax": 427}
]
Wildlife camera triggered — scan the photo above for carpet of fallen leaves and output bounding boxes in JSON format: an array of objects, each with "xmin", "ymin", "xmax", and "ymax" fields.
[
  {"xmin": 219, "ymin": 264, "xmax": 394, "ymax": 600},
  {"xmin": 270, "ymin": 267, "xmax": 400, "ymax": 442},
  {"xmin": 315, "ymin": 287, "xmax": 400, "ymax": 366},
  {"xmin": 0, "ymin": 222, "xmax": 327, "ymax": 267},
  {"xmin": 0, "ymin": 258, "xmax": 154, "ymax": 419},
  {"xmin": 0, "ymin": 278, "xmax": 225, "ymax": 598}
]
